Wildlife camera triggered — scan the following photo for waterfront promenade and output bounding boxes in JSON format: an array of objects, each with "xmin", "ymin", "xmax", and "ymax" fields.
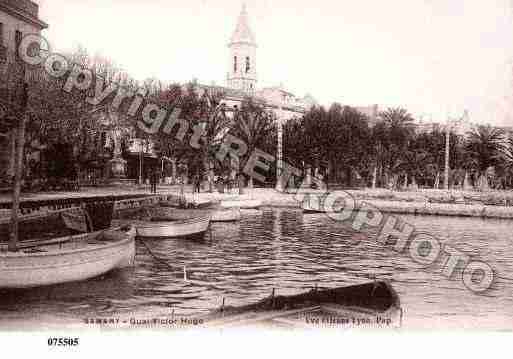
[
  {"xmin": 0, "ymin": 185, "xmax": 182, "ymax": 205},
  {"xmin": 2, "ymin": 184, "xmax": 513, "ymax": 219}
]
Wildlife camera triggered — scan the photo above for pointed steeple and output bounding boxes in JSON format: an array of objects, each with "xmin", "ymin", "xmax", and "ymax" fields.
[
  {"xmin": 229, "ymin": 3, "xmax": 256, "ymax": 46},
  {"xmin": 227, "ymin": 3, "xmax": 257, "ymax": 93}
]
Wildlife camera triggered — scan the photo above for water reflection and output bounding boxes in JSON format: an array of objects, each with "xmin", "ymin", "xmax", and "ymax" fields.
[{"xmin": 1, "ymin": 208, "xmax": 512, "ymax": 329}]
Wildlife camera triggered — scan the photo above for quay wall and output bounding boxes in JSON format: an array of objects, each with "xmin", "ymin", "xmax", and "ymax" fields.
[
  {"xmin": 255, "ymin": 191, "xmax": 513, "ymax": 219},
  {"xmin": 2, "ymin": 188, "xmax": 513, "ymax": 223},
  {"xmin": 357, "ymin": 200, "xmax": 513, "ymax": 219}
]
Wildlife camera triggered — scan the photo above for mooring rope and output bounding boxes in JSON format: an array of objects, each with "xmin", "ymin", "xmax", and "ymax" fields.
[{"xmin": 138, "ymin": 238, "xmax": 185, "ymax": 277}]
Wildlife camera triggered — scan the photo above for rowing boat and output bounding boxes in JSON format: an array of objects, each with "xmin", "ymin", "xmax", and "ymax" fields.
[
  {"xmin": 220, "ymin": 199, "xmax": 262, "ymax": 209},
  {"xmin": 133, "ymin": 216, "xmax": 211, "ymax": 239},
  {"xmin": 152, "ymin": 207, "xmax": 241, "ymax": 223},
  {"xmin": 0, "ymin": 226, "xmax": 136, "ymax": 289},
  {"xmin": 119, "ymin": 207, "xmax": 211, "ymax": 239},
  {"xmin": 301, "ymin": 194, "xmax": 345, "ymax": 214},
  {"xmin": 302, "ymin": 204, "xmax": 327, "ymax": 214},
  {"xmin": 211, "ymin": 208, "xmax": 241, "ymax": 222},
  {"xmin": 199, "ymin": 281, "xmax": 402, "ymax": 328}
]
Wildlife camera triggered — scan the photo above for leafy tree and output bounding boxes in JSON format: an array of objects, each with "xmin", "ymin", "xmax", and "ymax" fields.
[
  {"xmin": 465, "ymin": 125, "xmax": 505, "ymax": 190},
  {"xmin": 229, "ymin": 99, "xmax": 277, "ymax": 190},
  {"xmin": 375, "ymin": 107, "xmax": 416, "ymax": 188}
]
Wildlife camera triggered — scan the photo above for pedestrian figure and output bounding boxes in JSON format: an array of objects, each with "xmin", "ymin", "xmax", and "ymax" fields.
[
  {"xmin": 194, "ymin": 173, "xmax": 201, "ymax": 193},
  {"xmin": 150, "ymin": 169, "xmax": 158, "ymax": 194},
  {"xmin": 226, "ymin": 176, "xmax": 232, "ymax": 193}
]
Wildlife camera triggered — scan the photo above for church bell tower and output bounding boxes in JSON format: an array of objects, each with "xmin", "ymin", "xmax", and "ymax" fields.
[{"xmin": 227, "ymin": 4, "xmax": 257, "ymax": 94}]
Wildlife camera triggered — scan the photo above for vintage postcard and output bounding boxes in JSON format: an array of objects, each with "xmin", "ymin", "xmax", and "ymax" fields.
[{"xmin": 0, "ymin": 0, "xmax": 512, "ymax": 354}]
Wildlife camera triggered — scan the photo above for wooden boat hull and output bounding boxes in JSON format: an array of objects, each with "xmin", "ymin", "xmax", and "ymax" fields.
[
  {"xmin": 211, "ymin": 208, "xmax": 241, "ymax": 222},
  {"xmin": 61, "ymin": 207, "xmax": 90, "ymax": 232},
  {"xmin": 199, "ymin": 281, "xmax": 402, "ymax": 328},
  {"xmin": 0, "ymin": 227, "xmax": 136, "ymax": 289},
  {"xmin": 192, "ymin": 200, "xmax": 216, "ymax": 209},
  {"xmin": 302, "ymin": 200, "xmax": 342, "ymax": 214},
  {"xmin": 302, "ymin": 207, "xmax": 326, "ymax": 214},
  {"xmin": 152, "ymin": 207, "xmax": 241, "ymax": 223},
  {"xmin": 159, "ymin": 198, "xmax": 215, "ymax": 209},
  {"xmin": 220, "ymin": 200, "xmax": 262, "ymax": 209},
  {"xmin": 134, "ymin": 216, "xmax": 211, "ymax": 239}
]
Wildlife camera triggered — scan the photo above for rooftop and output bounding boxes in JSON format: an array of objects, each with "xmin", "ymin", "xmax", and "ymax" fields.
[
  {"xmin": 229, "ymin": 4, "xmax": 256, "ymax": 46},
  {"xmin": 0, "ymin": 0, "xmax": 48, "ymax": 29}
]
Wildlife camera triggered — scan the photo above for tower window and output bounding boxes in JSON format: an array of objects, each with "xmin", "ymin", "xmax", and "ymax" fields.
[
  {"xmin": 246, "ymin": 57, "xmax": 250, "ymax": 73},
  {"xmin": 234, "ymin": 56, "xmax": 237, "ymax": 73}
]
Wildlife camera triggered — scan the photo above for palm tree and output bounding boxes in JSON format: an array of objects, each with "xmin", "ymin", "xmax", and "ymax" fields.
[
  {"xmin": 496, "ymin": 134, "xmax": 513, "ymax": 189},
  {"xmin": 229, "ymin": 99, "xmax": 276, "ymax": 191},
  {"xmin": 380, "ymin": 108, "xmax": 415, "ymax": 129},
  {"xmin": 197, "ymin": 88, "xmax": 231, "ymax": 193},
  {"xmin": 376, "ymin": 107, "xmax": 416, "ymax": 188},
  {"xmin": 465, "ymin": 125, "xmax": 505, "ymax": 191}
]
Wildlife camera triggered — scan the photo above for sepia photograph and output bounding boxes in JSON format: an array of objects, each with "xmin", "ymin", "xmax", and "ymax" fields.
[{"xmin": 0, "ymin": 0, "xmax": 512, "ymax": 354}]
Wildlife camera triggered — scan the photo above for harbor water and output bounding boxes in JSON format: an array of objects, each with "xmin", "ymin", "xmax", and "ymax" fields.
[{"xmin": 1, "ymin": 208, "xmax": 512, "ymax": 330}]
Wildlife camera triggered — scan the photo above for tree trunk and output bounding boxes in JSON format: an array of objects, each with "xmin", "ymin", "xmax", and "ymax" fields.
[
  {"xmin": 411, "ymin": 177, "xmax": 418, "ymax": 190},
  {"xmin": 9, "ymin": 113, "xmax": 27, "ymax": 252},
  {"xmin": 477, "ymin": 173, "xmax": 490, "ymax": 192},
  {"xmin": 180, "ymin": 173, "xmax": 186, "ymax": 198},
  {"xmin": 346, "ymin": 167, "xmax": 352, "ymax": 187},
  {"xmin": 305, "ymin": 165, "xmax": 312, "ymax": 188},
  {"xmin": 204, "ymin": 158, "xmax": 214, "ymax": 193},
  {"xmin": 444, "ymin": 129, "xmax": 450, "ymax": 190},
  {"xmin": 238, "ymin": 173, "xmax": 244, "ymax": 195},
  {"xmin": 463, "ymin": 171, "xmax": 472, "ymax": 191}
]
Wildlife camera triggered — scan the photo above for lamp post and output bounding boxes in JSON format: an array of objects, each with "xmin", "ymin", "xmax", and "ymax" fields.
[
  {"xmin": 138, "ymin": 138, "xmax": 145, "ymax": 185},
  {"xmin": 443, "ymin": 110, "xmax": 466, "ymax": 190},
  {"xmin": 444, "ymin": 126, "xmax": 450, "ymax": 190},
  {"xmin": 275, "ymin": 107, "xmax": 284, "ymax": 192}
]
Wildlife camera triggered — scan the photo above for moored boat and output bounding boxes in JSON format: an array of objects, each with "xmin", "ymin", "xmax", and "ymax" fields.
[
  {"xmin": 159, "ymin": 194, "xmax": 216, "ymax": 210},
  {"xmin": 61, "ymin": 207, "xmax": 90, "ymax": 232},
  {"xmin": 134, "ymin": 217, "xmax": 211, "ymax": 239},
  {"xmin": 120, "ymin": 208, "xmax": 212, "ymax": 239},
  {"xmin": 211, "ymin": 208, "xmax": 241, "ymax": 222},
  {"xmin": 302, "ymin": 203, "xmax": 326, "ymax": 214},
  {"xmin": 301, "ymin": 194, "xmax": 345, "ymax": 214},
  {"xmin": 199, "ymin": 280, "xmax": 402, "ymax": 328},
  {"xmin": 220, "ymin": 199, "xmax": 262, "ymax": 209},
  {"xmin": 0, "ymin": 226, "xmax": 136, "ymax": 289},
  {"xmin": 302, "ymin": 200, "xmax": 330, "ymax": 214}
]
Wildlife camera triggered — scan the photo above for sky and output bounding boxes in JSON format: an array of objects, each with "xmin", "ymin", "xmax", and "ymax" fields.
[{"xmin": 37, "ymin": 0, "xmax": 513, "ymax": 125}]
